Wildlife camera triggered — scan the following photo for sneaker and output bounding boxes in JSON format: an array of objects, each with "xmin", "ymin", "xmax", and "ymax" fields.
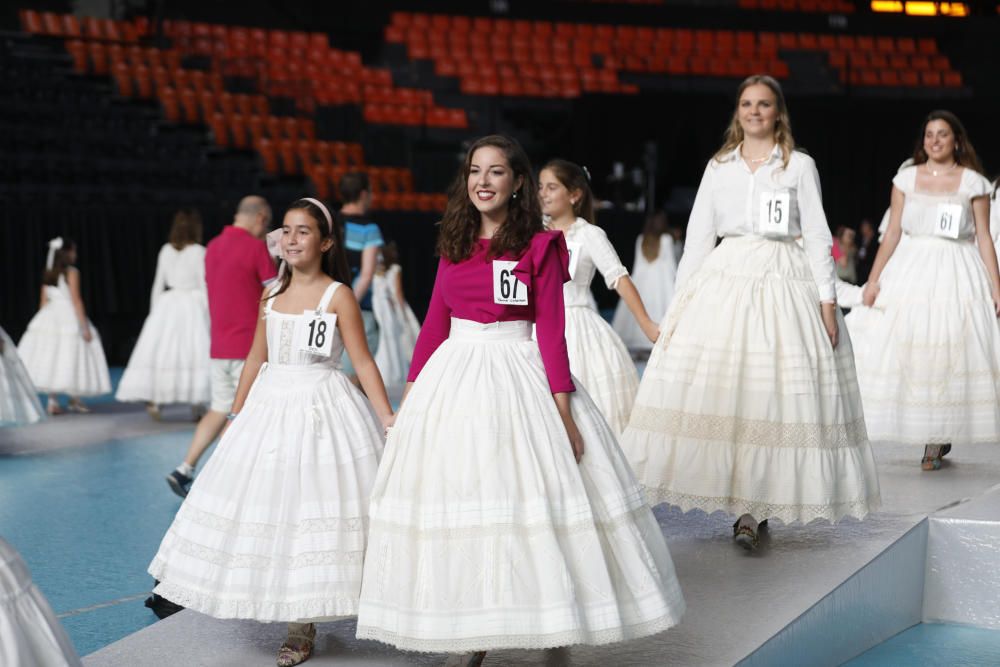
[{"xmin": 166, "ymin": 470, "xmax": 193, "ymax": 498}]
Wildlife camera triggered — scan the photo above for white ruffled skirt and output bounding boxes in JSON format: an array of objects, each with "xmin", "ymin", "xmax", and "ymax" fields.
[
  {"xmin": 621, "ymin": 236, "xmax": 881, "ymax": 524},
  {"xmin": 116, "ymin": 288, "xmax": 211, "ymax": 405},
  {"xmin": 17, "ymin": 301, "xmax": 111, "ymax": 397},
  {"xmin": 356, "ymin": 318, "xmax": 685, "ymax": 653},
  {"xmin": 0, "ymin": 538, "xmax": 82, "ymax": 667},
  {"xmin": 148, "ymin": 362, "xmax": 384, "ymax": 621},
  {"xmin": 851, "ymin": 236, "xmax": 1000, "ymax": 445},
  {"xmin": 0, "ymin": 327, "xmax": 44, "ymax": 425},
  {"xmin": 564, "ymin": 306, "xmax": 639, "ymax": 434}
]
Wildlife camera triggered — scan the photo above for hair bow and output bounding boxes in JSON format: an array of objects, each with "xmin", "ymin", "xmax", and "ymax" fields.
[{"xmin": 46, "ymin": 237, "xmax": 64, "ymax": 269}]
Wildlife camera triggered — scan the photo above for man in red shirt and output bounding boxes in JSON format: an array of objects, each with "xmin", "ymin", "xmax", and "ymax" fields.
[{"xmin": 167, "ymin": 196, "xmax": 276, "ymax": 497}]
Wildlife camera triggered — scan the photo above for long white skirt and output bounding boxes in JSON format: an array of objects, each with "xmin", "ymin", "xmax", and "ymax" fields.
[
  {"xmin": 0, "ymin": 327, "xmax": 44, "ymax": 425},
  {"xmin": 621, "ymin": 236, "xmax": 881, "ymax": 524},
  {"xmin": 18, "ymin": 302, "xmax": 111, "ymax": 397},
  {"xmin": 852, "ymin": 236, "xmax": 1000, "ymax": 445},
  {"xmin": 148, "ymin": 362, "xmax": 384, "ymax": 621},
  {"xmin": 565, "ymin": 305, "xmax": 639, "ymax": 435},
  {"xmin": 356, "ymin": 318, "xmax": 685, "ymax": 653},
  {"xmin": 116, "ymin": 288, "xmax": 211, "ymax": 405},
  {"xmin": 0, "ymin": 538, "xmax": 82, "ymax": 667}
]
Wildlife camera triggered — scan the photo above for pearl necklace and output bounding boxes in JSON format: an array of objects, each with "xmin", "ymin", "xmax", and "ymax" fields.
[{"xmin": 926, "ymin": 162, "xmax": 958, "ymax": 177}]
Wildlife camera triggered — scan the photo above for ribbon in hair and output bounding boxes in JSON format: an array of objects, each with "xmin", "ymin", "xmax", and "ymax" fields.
[{"xmin": 46, "ymin": 237, "xmax": 64, "ymax": 270}]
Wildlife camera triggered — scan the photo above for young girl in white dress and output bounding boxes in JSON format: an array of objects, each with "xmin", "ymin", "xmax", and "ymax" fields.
[
  {"xmin": 148, "ymin": 198, "xmax": 394, "ymax": 667},
  {"xmin": 356, "ymin": 136, "xmax": 684, "ymax": 667},
  {"xmin": 612, "ymin": 210, "xmax": 678, "ymax": 353},
  {"xmin": 371, "ymin": 242, "xmax": 420, "ymax": 388},
  {"xmin": 0, "ymin": 537, "xmax": 82, "ymax": 667},
  {"xmin": 857, "ymin": 111, "xmax": 1000, "ymax": 470},
  {"xmin": 538, "ymin": 159, "xmax": 660, "ymax": 434},
  {"xmin": 116, "ymin": 209, "xmax": 211, "ymax": 419},
  {"xmin": 620, "ymin": 75, "xmax": 880, "ymax": 550},
  {"xmin": 18, "ymin": 238, "xmax": 111, "ymax": 415},
  {"xmin": 0, "ymin": 326, "xmax": 44, "ymax": 426}
]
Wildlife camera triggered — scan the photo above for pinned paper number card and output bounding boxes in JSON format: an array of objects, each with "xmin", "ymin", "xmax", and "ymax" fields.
[
  {"xmin": 296, "ymin": 311, "xmax": 337, "ymax": 357},
  {"xmin": 933, "ymin": 203, "xmax": 962, "ymax": 240},
  {"xmin": 493, "ymin": 260, "xmax": 528, "ymax": 305},
  {"xmin": 759, "ymin": 191, "xmax": 790, "ymax": 236},
  {"xmin": 565, "ymin": 241, "xmax": 582, "ymax": 280}
]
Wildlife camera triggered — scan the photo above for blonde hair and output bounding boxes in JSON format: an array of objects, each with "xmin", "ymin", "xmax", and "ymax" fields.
[{"xmin": 713, "ymin": 74, "xmax": 795, "ymax": 170}]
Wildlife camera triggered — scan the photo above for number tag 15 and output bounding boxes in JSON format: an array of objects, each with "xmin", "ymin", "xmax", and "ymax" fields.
[
  {"xmin": 296, "ymin": 311, "xmax": 337, "ymax": 357},
  {"xmin": 493, "ymin": 260, "xmax": 529, "ymax": 306},
  {"xmin": 759, "ymin": 191, "xmax": 790, "ymax": 236}
]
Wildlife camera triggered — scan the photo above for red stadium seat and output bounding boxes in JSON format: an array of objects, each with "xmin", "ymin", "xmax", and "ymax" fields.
[{"xmin": 159, "ymin": 87, "xmax": 181, "ymax": 123}]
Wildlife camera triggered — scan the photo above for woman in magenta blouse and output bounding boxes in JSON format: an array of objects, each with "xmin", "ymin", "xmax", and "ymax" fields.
[{"xmin": 356, "ymin": 136, "xmax": 684, "ymax": 665}]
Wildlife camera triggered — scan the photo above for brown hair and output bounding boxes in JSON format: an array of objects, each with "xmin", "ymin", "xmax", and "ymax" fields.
[
  {"xmin": 641, "ymin": 210, "xmax": 669, "ymax": 262},
  {"xmin": 912, "ymin": 110, "xmax": 984, "ymax": 175},
  {"xmin": 267, "ymin": 198, "xmax": 351, "ymax": 301},
  {"xmin": 339, "ymin": 171, "xmax": 370, "ymax": 205},
  {"xmin": 437, "ymin": 135, "xmax": 542, "ymax": 263},
  {"xmin": 43, "ymin": 238, "xmax": 76, "ymax": 286},
  {"xmin": 714, "ymin": 74, "xmax": 795, "ymax": 170},
  {"xmin": 168, "ymin": 208, "xmax": 203, "ymax": 250},
  {"xmin": 381, "ymin": 240, "xmax": 399, "ymax": 267},
  {"xmin": 540, "ymin": 159, "xmax": 596, "ymax": 225}
]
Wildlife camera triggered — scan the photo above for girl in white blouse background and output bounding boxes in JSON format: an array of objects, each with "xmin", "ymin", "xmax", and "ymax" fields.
[
  {"xmin": 855, "ymin": 111, "xmax": 1000, "ymax": 471},
  {"xmin": 619, "ymin": 75, "xmax": 880, "ymax": 550},
  {"xmin": 539, "ymin": 159, "xmax": 660, "ymax": 434}
]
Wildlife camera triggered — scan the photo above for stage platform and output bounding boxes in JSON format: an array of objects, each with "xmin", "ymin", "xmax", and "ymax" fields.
[{"xmin": 78, "ymin": 437, "xmax": 1000, "ymax": 667}]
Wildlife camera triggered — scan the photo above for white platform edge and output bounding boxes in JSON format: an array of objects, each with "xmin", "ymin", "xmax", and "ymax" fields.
[{"xmin": 738, "ymin": 520, "xmax": 928, "ymax": 667}]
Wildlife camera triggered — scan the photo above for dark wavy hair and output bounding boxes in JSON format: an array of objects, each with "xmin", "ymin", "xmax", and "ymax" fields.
[
  {"xmin": 43, "ymin": 238, "xmax": 76, "ymax": 286},
  {"xmin": 541, "ymin": 159, "xmax": 596, "ymax": 225},
  {"xmin": 437, "ymin": 135, "xmax": 542, "ymax": 263},
  {"xmin": 912, "ymin": 110, "xmax": 983, "ymax": 174},
  {"xmin": 268, "ymin": 198, "xmax": 351, "ymax": 300},
  {"xmin": 168, "ymin": 208, "xmax": 203, "ymax": 250}
]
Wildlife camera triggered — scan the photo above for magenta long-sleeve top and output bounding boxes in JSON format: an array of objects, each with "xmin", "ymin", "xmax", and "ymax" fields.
[{"xmin": 407, "ymin": 230, "xmax": 576, "ymax": 394}]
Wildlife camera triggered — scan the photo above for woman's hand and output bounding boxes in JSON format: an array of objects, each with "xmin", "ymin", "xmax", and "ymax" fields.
[
  {"xmin": 992, "ymin": 287, "xmax": 1000, "ymax": 317},
  {"xmin": 81, "ymin": 327, "xmax": 93, "ymax": 343},
  {"xmin": 861, "ymin": 281, "xmax": 880, "ymax": 307},
  {"xmin": 553, "ymin": 392, "xmax": 584, "ymax": 463},
  {"xmin": 380, "ymin": 412, "xmax": 396, "ymax": 435},
  {"xmin": 640, "ymin": 317, "xmax": 660, "ymax": 343},
  {"xmin": 821, "ymin": 302, "xmax": 838, "ymax": 349}
]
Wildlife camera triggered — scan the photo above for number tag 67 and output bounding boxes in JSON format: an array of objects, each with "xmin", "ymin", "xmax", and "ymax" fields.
[
  {"xmin": 493, "ymin": 260, "xmax": 529, "ymax": 306},
  {"xmin": 297, "ymin": 311, "xmax": 337, "ymax": 357}
]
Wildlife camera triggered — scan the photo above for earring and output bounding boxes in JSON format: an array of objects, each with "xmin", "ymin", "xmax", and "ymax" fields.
[{"xmin": 512, "ymin": 191, "xmax": 518, "ymax": 199}]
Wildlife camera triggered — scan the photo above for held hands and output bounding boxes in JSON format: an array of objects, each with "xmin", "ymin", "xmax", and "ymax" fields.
[
  {"xmin": 820, "ymin": 302, "xmax": 839, "ymax": 349},
  {"xmin": 380, "ymin": 412, "xmax": 396, "ymax": 436},
  {"xmin": 640, "ymin": 317, "xmax": 660, "ymax": 344},
  {"xmin": 861, "ymin": 282, "xmax": 880, "ymax": 308}
]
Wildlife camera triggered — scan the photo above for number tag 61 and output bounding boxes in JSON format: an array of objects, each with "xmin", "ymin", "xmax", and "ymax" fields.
[
  {"xmin": 493, "ymin": 260, "xmax": 529, "ymax": 306},
  {"xmin": 297, "ymin": 311, "xmax": 337, "ymax": 357}
]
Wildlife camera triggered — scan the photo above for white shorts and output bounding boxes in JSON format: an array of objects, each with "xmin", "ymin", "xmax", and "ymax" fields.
[{"xmin": 210, "ymin": 359, "xmax": 245, "ymax": 413}]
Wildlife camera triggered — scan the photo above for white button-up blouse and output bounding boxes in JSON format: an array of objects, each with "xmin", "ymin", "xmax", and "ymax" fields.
[{"xmin": 676, "ymin": 145, "xmax": 838, "ymax": 302}]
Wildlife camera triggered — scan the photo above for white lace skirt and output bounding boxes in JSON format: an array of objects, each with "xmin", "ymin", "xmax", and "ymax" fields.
[
  {"xmin": 851, "ymin": 236, "xmax": 1000, "ymax": 445},
  {"xmin": 356, "ymin": 318, "xmax": 685, "ymax": 653},
  {"xmin": 148, "ymin": 362, "xmax": 384, "ymax": 622},
  {"xmin": 0, "ymin": 538, "xmax": 82, "ymax": 667},
  {"xmin": 564, "ymin": 306, "xmax": 639, "ymax": 434},
  {"xmin": 620, "ymin": 236, "xmax": 881, "ymax": 524},
  {"xmin": 18, "ymin": 302, "xmax": 111, "ymax": 396},
  {"xmin": 0, "ymin": 327, "xmax": 44, "ymax": 425},
  {"xmin": 116, "ymin": 288, "xmax": 211, "ymax": 405}
]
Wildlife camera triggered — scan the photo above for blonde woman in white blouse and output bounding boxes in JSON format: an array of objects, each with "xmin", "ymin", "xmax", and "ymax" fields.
[
  {"xmin": 857, "ymin": 111, "xmax": 1000, "ymax": 471},
  {"xmin": 620, "ymin": 75, "xmax": 880, "ymax": 549},
  {"xmin": 539, "ymin": 159, "xmax": 659, "ymax": 434}
]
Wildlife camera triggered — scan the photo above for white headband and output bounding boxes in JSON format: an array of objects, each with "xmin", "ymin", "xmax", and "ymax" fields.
[
  {"xmin": 46, "ymin": 237, "xmax": 64, "ymax": 270},
  {"xmin": 300, "ymin": 197, "xmax": 332, "ymax": 233}
]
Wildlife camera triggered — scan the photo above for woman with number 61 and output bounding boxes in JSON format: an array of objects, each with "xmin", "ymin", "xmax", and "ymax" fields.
[
  {"xmin": 855, "ymin": 110, "xmax": 1000, "ymax": 471},
  {"xmin": 619, "ymin": 75, "xmax": 880, "ymax": 550}
]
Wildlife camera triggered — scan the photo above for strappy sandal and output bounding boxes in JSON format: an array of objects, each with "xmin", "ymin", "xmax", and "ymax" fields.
[
  {"xmin": 921, "ymin": 445, "xmax": 943, "ymax": 471},
  {"xmin": 442, "ymin": 651, "xmax": 487, "ymax": 667},
  {"xmin": 146, "ymin": 403, "xmax": 162, "ymax": 421},
  {"xmin": 46, "ymin": 400, "xmax": 64, "ymax": 416},
  {"xmin": 733, "ymin": 514, "xmax": 759, "ymax": 550},
  {"xmin": 67, "ymin": 400, "xmax": 91, "ymax": 414},
  {"xmin": 276, "ymin": 623, "xmax": 316, "ymax": 667}
]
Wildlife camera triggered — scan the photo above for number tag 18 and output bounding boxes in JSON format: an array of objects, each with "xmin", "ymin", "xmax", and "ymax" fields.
[
  {"xmin": 493, "ymin": 260, "xmax": 529, "ymax": 306},
  {"xmin": 296, "ymin": 310, "xmax": 337, "ymax": 357},
  {"xmin": 759, "ymin": 191, "xmax": 790, "ymax": 236},
  {"xmin": 933, "ymin": 203, "xmax": 962, "ymax": 240}
]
